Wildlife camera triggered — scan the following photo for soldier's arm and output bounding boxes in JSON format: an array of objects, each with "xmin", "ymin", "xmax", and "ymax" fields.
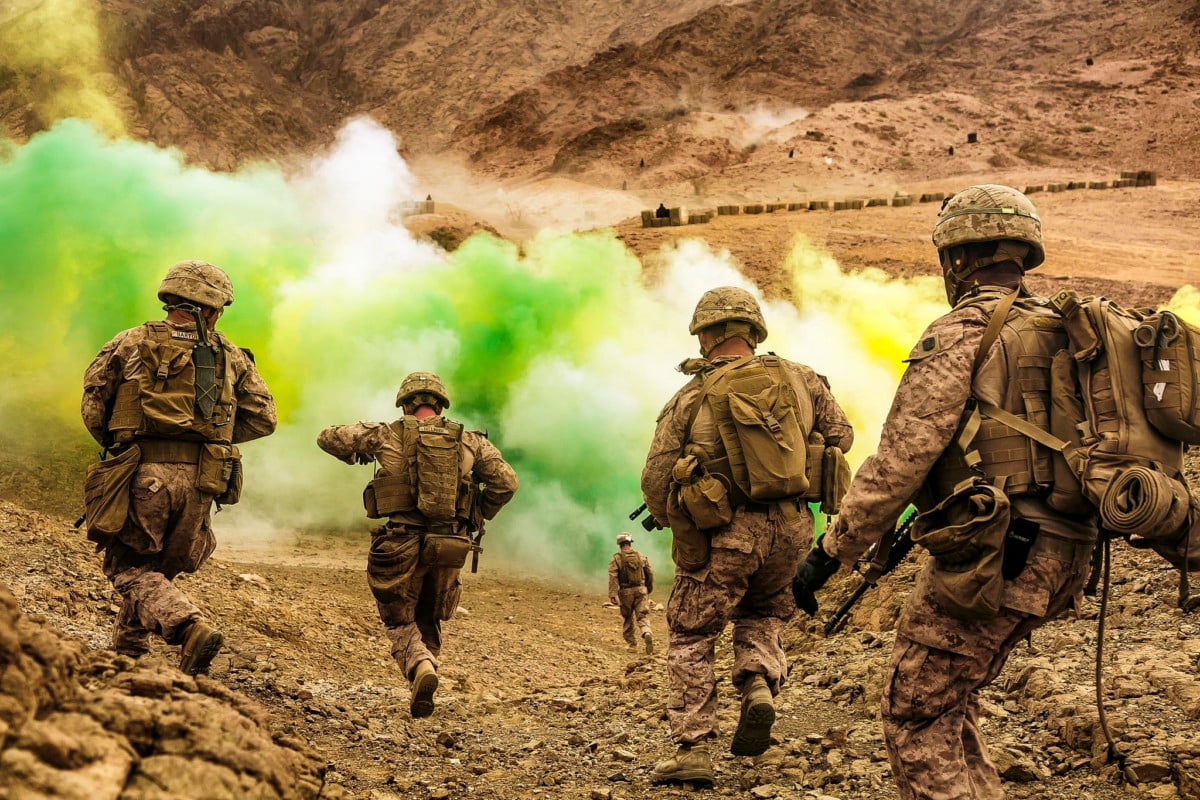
[
  {"xmin": 824, "ymin": 311, "xmax": 986, "ymax": 565},
  {"xmin": 640, "ymin": 388, "xmax": 691, "ymax": 525},
  {"xmin": 81, "ymin": 334, "xmax": 128, "ymax": 446},
  {"xmin": 316, "ymin": 422, "xmax": 392, "ymax": 465},
  {"xmin": 644, "ymin": 555, "xmax": 654, "ymax": 593},
  {"xmin": 608, "ymin": 556, "xmax": 620, "ymax": 599},
  {"xmin": 228, "ymin": 345, "xmax": 278, "ymax": 444},
  {"xmin": 803, "ymin": 368, "xmax": 855, "ymax": 453},
  {"xmin": 470, "ymin": 435, "xmax": 518, "ymax": 519}
]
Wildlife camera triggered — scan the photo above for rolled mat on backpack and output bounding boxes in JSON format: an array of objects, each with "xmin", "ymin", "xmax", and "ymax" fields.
[{"xmin": 1099, "ymin": 465, "xmax": 1191, "ymax": 537}]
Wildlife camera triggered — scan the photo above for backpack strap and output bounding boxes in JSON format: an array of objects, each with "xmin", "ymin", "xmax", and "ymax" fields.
[{"xmin": 681, "ymin": 355, "xmax": 753, "ymax": 444}]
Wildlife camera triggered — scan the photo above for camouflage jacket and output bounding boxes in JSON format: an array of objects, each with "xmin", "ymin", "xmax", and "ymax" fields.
[{"xmin": 317, "ymin": 416, "xmax": 519, "ymax": 523}]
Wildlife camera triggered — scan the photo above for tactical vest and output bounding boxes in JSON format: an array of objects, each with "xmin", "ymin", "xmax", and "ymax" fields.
[
  {"xmin": 364, "ymin": 417, "xmax": 469, "ymax": 525},
  {"xmin": 696, "ymin": 355, "xmax": 815, "ymax": 505},
  {"xmin": 107, "ymin": 321, "xmax": 236, "ymax": 445},
  {"xmin": 616, "ymin": 551, "xmax": 645, "ymax": 588},
  {"xmin": 924, "ymin": 291, "xmax": 1090, "ymax": 515}
]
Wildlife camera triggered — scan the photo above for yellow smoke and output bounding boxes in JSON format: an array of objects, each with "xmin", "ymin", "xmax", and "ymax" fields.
[
  {"xmin": 1165, "ymin": 285, "xmax": 1200, "ymax": 326},
  {"xmin": 0, "ymin": 0, "xmax": 123, "ymax": 135}
]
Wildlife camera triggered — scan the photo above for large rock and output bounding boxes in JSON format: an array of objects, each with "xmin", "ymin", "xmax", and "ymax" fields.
[{"xmin": 0, "ymin": 584, "xmax": 326, "ymax": 798}]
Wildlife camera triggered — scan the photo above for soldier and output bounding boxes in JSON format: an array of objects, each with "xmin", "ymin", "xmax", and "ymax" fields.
[
  {"xmin": 81, "ymin": 260, "xmax": 277, "ymax": 675},
  {"xmin": 793, "ymin": 185, "xmax": 1101, "ymax": 799},
  {"xmin": 607, "ymin": 532, "xmax": 655, "ymax": 653},
  {"xmin": 642, "ymin": 287, "xmax": 854, "ymax": 785},
  {"xmin": 317, "ymin": 372, "xmax": 518, "ymax": 718}
]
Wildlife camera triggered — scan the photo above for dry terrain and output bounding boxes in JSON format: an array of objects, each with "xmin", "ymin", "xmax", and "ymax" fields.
[{"xmin": 2, "ymin": 0, "xmax": 1200, "ymax": 798}]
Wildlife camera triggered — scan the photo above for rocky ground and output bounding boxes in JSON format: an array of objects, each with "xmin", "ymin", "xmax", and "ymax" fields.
[{"xmin": 3, "ymin": 489, "xmax": 1198, "ymax": 799}]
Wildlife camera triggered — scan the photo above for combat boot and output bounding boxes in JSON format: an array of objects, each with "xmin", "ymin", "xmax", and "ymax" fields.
[
  {"xmin": 642, "ymin": 630, "xmax": 654, "ymax": 654},
  {"xmin": 650, "ymin": 744, "xmax": 713, "ymax": 786},
  {"xmin": 730, "ymin": 674, "xmax": 775, "ymax": 756},
  {"xmin": 410, "ymin": 660, "xmax": 439, "ymax": 719},
  {"xmin": 178, "ymin": 621, "xmax": 224, "ymax": 676}
]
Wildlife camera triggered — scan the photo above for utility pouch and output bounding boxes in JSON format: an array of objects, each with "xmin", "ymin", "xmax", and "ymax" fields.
[
  {"xmin": 819, "ymin": 446, "xmax": 852, "ymax": 516},
  {"xmin": 666, "ymin": 487, "xmax": 711, "ymax": 571},
  {"xmin": 196, "ymin": 443, "xmax": 235, "ymax": 495},
  {"xmin": 911, "ymin": 482, "xmax": 1011, "ymax": 621},
  {"xmin": 1001, "ymin": 517, "xmax": 1041, "ymax": 581},
  {"xmin": 1046, "ymin": 350, "xmax": 1092, "ymax": 515},
  {"xmin": 367, "ymin": 532, "xmax": 420, "ymax": 602},
  {"xmin": 1137, "ymin": 311, "xmax": 1200, "ymax": 445},
  {"xmin": 82, "ymin": 444, "xmax": 142, "ymax": 545},
  {"xmin": 420, "ymin": 533, "xmax": 472, "ymax": 569}
]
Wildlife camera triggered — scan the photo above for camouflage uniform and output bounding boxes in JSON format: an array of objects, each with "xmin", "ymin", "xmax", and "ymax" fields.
[
  {"xmin": 82, "ymin": 322, "xmax": 276, "ymax": 655},
  {"xmin": 825, "ymin": 288, "xmax": 1098, "ymax": 800},
  {"xmin": 316, "ymin": 419, "xmax": 517, "ymax": 680},
  {"xmin": 643, "ymin": 356, "xmax": 854, "ymax": 745},
  {"xmin": 608, "ymin": 548, "xmax": 654, "ymax": 646}
]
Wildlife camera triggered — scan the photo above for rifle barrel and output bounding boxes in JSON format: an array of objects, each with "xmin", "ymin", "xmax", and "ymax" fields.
[{"xmin": 823, "ymin": 579, "xmax": 871, "ymax": 636}]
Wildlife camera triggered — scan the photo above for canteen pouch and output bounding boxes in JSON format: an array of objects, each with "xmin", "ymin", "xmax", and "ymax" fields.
[
  {"xmin": 367, "ymin": 531, "xmax": 420, "ymax": 602},
  {"xmin": 196, "ymin": 443, "xmax": 235, "ymax": 496},
  {"xmin": 673, "ymin": 454, "xmax": 733, "ymax": 530},
  {"xmin": 420, "ymin": 533, "xmax": 472, "ymax": 569},
  {"xmin": 911, "ymin": 482, "xmax": 1010, "ymax": 621},
  {"xmin": 82, "ymin": 444, "xmax": 142, "ymax": 545}
]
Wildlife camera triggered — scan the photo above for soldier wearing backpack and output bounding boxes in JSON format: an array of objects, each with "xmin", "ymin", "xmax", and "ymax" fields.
[
  {"xmin": 317, "ymin": 371, "xmax": 518, "ymax": 718},
  {"xmin": 792, "ymin": 185, "xmax": 1108, "ymax": 799},
  {"xmin": 81, "ymin": 260, "xmax": 277, "ymax": 676},
  {"xmin": 641, "ymin": 286, "xmax": 855, "ymax": 785},
  {"xmin": 608, "ymin": 532, "xmax": 655, "ymax": 653}
]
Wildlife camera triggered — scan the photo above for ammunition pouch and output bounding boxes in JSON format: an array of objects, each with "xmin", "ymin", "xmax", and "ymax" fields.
[
  {"xmin": 801, "ymin": 445, "xmax": 852, "ymax": 515},
  {"xmin": 419, "ymin": 533, "xmax": 472, "ymax": 569},
  {"xmin": 665, "ymin": 488, "xmax": 711, "ymax": 572},
  {"xmin": 364, "ymin": 473, "xmax": 414, "ymax": 519},
  {"xmin": 82, "ymin": 444, "xmax": 142, "ymax": 546},
  {"xmin": 911, "ymin": 482, "xmax": 1011, "ymax": 621}
]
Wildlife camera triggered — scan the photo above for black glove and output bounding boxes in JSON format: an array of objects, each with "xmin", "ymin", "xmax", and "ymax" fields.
[{"xmin": 792, "ymin": 542, "xmax": 841, "ymax": 616}]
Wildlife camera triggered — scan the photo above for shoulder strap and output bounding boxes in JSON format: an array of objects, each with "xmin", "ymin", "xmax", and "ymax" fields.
[{"xmin": 680, "ymin": 355, "xmax": 753, "ymax": 448}]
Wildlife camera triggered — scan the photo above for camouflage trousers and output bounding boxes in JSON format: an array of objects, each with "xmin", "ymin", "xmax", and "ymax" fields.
[
  {"xmin": 618, "ymin": 586, "xmax": 651, "ymax": 645},
  {"xmin": 666, "ymin": 505, "xmax": 805, "ymax": 744},
  {"xmin": 881, "ymin": 541, "xmax": 1094, "ymax": 800},
  {"xmin": 102, "ymin": 464, "xmax": 217, "ymax": 655},
  {"xmin": 368, "ymin": 530, "xmax": 463, "ymax": 681}
]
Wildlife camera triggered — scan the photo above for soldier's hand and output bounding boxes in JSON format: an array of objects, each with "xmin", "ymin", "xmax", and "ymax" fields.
[
  {"xmin": 354, "ymin": 453, "xmax": 373, "ymax": 465},
  {"xmin": 609, "ymin": 596, "xmax": 618, "ymax": 605},
  {"xmin": 792, "ymin": 543, "xmax": 841, "ymax": 616}
]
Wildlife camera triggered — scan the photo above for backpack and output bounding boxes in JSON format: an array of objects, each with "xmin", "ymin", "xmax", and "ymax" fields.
[
  {"xmin": 975, "ymin": 290, "xmax": 1199, "ymax": 570},
  {"xmin": 694, "ymin": 355, "xmax": 814, "ymax": 503},
  {"xmin": 617, "ymin": 552, "xmax": 645, "ymax": 587},
  {"xmin": 364, "ymin": 418, "xmax": 464, "ymax": 523}
]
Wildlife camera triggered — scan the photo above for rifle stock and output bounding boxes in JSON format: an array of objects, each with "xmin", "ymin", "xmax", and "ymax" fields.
[{"xmin": 822, "ymin": 510, "xmax": 918, "ymax": 636}]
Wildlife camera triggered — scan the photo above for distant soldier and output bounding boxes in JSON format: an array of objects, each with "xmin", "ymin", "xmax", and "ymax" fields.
[
  {"xmin": 655, "ymin": 203, "xmax": 670, "ymax": 219},
  {"xmin": 642, "ymin": 286, "xmax": 854, "ymax": 785},
  {"xmin": 607, "ymin": 532, "xmax": 654, "ymax": 653},
  {"xmin": 81, "ymin": 260, "xmax": 277, "ymax": 675},
  {"xmin": 317, "ymin": 372, "xmax": 518, "ymax": 718}
]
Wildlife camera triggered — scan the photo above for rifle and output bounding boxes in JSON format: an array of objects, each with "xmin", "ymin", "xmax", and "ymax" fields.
[
  {"xmin": 629, "ymin": 502, "xmax": 663, "ymax": 532},
  {"xmin": 822, "ymin": 509, "xmax": 918, "ymax": 636}
]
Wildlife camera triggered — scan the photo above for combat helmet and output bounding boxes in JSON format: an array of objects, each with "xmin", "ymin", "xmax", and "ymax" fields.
[
  {"xmin": 689, "ymin": 287, "xmax": 768, "ymax": 356},
  {"xmin": 932, "ymin": 184, "xmax": 1044, "ymax": 302},
  {"xmin": 396, "ymin": 371, "xmax": 451, "ymax": 410},
  {"xmin": 157, "ymin": 260, "xmax": 234, "ymax": 309},
  {"xmin": 616, "ymin": 532, "xmax": 634, "ymax": 546}
]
